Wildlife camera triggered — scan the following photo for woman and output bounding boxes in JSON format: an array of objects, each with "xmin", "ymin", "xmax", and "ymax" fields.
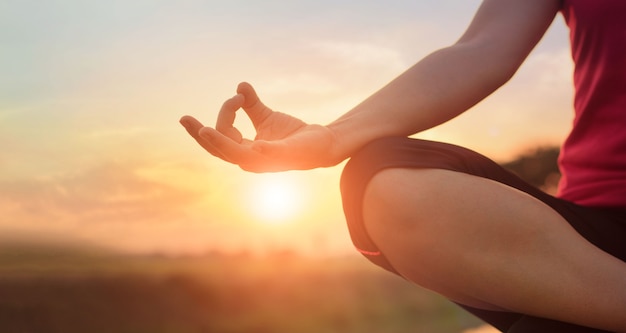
[{"xmin": 180, "ymin": 0, "xmax": 626, "ymax": 331}]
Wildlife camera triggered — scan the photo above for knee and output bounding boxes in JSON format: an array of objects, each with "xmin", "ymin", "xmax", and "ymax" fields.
[{"xmin": 362, "ymin": 168, "xmax": 447, "ymax": 251}]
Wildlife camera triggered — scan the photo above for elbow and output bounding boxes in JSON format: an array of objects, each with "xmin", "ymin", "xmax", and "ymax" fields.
[{"xmin": 493, "ymin": 51, "xmax": 524, "ymax": 84}]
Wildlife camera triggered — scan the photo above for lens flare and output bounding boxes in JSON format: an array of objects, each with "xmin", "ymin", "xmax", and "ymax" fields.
[{"xmin": 247, "ymin": 173, "xmax": 303, "ymax": 224}]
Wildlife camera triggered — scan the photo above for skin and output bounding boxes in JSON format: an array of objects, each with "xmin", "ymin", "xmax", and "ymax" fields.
[
  {"xmin": 363, "ymin": 169, "xmax": 626, "ymax": 331},
  {"xmin": 180, "ymin": 0, "xmax": 626, "ymax": 331}
]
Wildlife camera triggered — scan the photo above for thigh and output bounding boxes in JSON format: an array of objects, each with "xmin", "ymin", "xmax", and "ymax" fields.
[
  {"xmin": 363, "ymin": 167, "xmax": 626, "ymax": 330},
  {"xmin": 341, "ymin": 137, "xmax": 626, "ymax": 266}
]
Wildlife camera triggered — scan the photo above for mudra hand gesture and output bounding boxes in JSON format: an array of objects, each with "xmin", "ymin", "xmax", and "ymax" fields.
[{"xmin": 180, "ymin": 82, "xmax": 340, "ymax": 172}]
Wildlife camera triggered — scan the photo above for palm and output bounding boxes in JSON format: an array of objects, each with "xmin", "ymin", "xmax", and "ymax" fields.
[{"xmin": 253, "ymin": 111, "xmax": 307, "ymax": 142}]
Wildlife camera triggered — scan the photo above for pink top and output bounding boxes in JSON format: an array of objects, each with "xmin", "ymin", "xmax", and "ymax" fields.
[{"xmin": 557, "ymin": 0, "xmax": 626, "ymax": 207}]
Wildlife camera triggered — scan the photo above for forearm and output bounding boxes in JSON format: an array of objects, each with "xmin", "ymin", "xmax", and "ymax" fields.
[
  {"xmin": 327, "ymin": 42, "xmax": 514, "ymax": 159},
  {"xmin": 326, "ymin": 0, "xmax": 560, "ymax": 161}
]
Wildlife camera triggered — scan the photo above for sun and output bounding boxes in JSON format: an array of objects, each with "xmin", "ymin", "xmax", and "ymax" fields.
[{"xmin": 247, "ymin": 173, "xmax": 304, "ymax": 224}]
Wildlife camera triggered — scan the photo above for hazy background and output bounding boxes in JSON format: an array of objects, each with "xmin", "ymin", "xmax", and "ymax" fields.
[
  {"xmin": 1, "ymin": 0, "xmax": 574, "ymax": 255},
  {"xmin": 1, "ymin": 1, "xmax": 575, "ymax": 332}
]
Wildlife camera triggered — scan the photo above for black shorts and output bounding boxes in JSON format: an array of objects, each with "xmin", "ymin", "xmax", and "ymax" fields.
[{"xmin": 339, "ymin": 137, "xmax": 626, "ymax": 333}]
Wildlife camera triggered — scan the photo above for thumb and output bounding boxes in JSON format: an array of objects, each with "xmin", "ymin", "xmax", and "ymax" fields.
[
  {"xmin": 236, "ymin": 82, "xmax": 261, "ymax": 109},
  {"xmin": 236, "ymin": 82, "xmax": 271, "ymax": 128}
]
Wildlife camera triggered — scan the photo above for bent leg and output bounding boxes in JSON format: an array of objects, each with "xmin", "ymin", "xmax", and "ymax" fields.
[{"xmin": 362, "ymin": 168, "xmax": 626, "ymax": 332}]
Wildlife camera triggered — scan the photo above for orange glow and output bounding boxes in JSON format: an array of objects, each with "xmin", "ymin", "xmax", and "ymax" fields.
[{"xmin": 246, "ymin": 173, "xmax": 305, "ymax": 224}]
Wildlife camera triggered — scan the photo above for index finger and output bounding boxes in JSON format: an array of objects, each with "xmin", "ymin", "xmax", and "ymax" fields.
[
  {"xmin": 216, "ymin": 93, "xmax": 245, "ymax": 143},
  {"xmin": 180, "ymin": 116, "xmax": 231, "ymax": 162},
  {"xmin": 199, "ymin": 128, "xmax": 288, "ymax": 172},
  {"xmin": 199, "ymin": 127, "xmax": 262, "ymax": 166}
]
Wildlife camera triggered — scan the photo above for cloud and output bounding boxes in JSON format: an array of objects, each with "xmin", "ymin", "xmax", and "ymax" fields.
[
  {"xmin": 515, "ymin": 47, "xmax": 574, "ymax": 93},
  {"xmin": 0, "ymin": 160, "xmax": 202, "ymax": 227},
  {"xmin": 0, "ymin": 157, "xmax": 354, "ymax": 255},
  {"xmin": 261, "ymin": 73, "xmax": 341, "ymax": 97},
  {"xmin": 247, "ymin": 40, "xmax": 412, "ymax": 123},
  {"xmin": 258, "ymin": 40, "xmax": 409, "ymax": 98},
  {"xmin": 310, "ymin": 40, "xmax": 409, "ymax": 74}
]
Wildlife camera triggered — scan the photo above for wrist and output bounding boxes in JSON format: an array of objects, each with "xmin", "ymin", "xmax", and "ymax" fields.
[{"xmin": 325, "ymin": 117, "xmax": 380, "ymax": 163}]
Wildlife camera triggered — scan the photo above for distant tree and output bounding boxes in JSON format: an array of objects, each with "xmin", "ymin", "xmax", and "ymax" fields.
[{"xmin": 500, "ymin": 147, "xmax": 561, "ymax": 194}]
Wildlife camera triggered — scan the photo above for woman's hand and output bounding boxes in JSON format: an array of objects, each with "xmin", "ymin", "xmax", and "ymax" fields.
[{"xmin": 180, "ymin": 82, "xmax": 342, "ymax": 172}]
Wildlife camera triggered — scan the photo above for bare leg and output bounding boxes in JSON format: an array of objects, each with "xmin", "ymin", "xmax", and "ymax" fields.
[{"xmin": 362, "ymin": 168, "xmax": 626, "ymax": 332}]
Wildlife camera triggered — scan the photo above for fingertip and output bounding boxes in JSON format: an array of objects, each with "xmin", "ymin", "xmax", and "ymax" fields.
[
  {"xmin": 180, "ymin": 115, "xmax": 203, "ymax": 128},
  {"xmin": 179, "ymin": 115, "xmax": 191, "ymax": 126},
  {"xmin": 236, "ymin": 82, "xmax": 253, "ymax": 94},
  {"xmin": 236, "ymin": 82, "xmax": 260, "ymax": 108},
  {"xmin": 232, "ymin": 93, "xmax": 245, "ymax": 104}
]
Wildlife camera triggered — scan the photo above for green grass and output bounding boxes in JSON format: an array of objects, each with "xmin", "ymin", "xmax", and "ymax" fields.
[{"xmin": 0, "ymin": 242, "xmax": 484, "ymax": 333}]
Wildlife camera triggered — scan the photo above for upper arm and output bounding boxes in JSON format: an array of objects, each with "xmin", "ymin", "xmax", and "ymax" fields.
[{"xmin": 456, "ymin": 0, "xmax": 561, "ymax": 79}]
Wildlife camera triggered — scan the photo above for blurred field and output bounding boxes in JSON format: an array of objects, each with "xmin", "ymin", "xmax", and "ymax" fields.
[
  {"xmin": 0, "ymin": 238, "xmax": 487, "ymax": 333},
  {"xmin": 0, "ymin": 149, "xmax": 557, "ymax": 332}
]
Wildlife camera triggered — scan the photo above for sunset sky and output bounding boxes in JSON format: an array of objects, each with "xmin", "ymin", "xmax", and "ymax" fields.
[{"xmin": 1, "ymin": 0, "xmax": 575, "ymax": 256}]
